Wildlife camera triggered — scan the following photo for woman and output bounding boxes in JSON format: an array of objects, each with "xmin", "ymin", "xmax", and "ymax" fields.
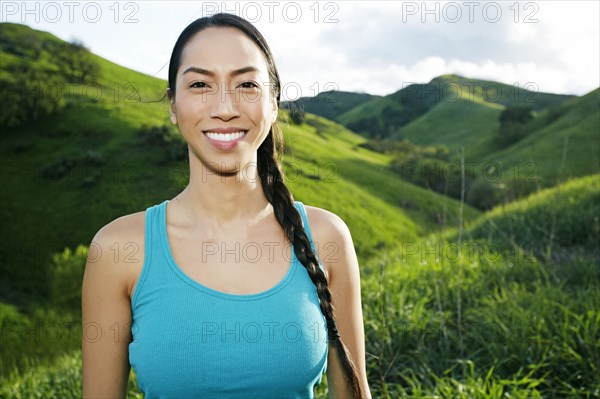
[{"xmin": 82, "ymin": 12, "xmax": 371, "ymax": 398}]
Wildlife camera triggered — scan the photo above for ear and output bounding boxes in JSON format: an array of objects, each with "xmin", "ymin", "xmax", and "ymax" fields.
[
  {"xmin": 271, "ymin": 98, "xmax": 278, "ymax": 125},
  {"xmin": 167, "ymin": 88, "xmax": 177, "ymax": 125}
]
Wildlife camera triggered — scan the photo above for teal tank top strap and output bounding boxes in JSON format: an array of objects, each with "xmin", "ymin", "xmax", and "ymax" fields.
[
  {"xmin": 293, "ymin": 201, "xmax": 325, "ymax": 273},
  {"xmin": 130, "ymin": 200, "xmax": 167, "ymax": 311}
]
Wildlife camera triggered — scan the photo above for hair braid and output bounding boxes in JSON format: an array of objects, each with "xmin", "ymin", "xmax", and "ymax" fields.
[{"xmin": 257, "ymin": 124, "xmax": 364, "ymax": 398}]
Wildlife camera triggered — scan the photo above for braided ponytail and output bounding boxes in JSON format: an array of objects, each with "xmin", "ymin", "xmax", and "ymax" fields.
[{"xmin": 257, "ymin": 124, "xmax": 364, "ymax": 398}]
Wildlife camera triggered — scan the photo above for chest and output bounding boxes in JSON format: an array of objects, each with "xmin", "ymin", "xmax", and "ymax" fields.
[{"xmin": 166, "ymin": 222, "xmax": 294, "ymax": 295}]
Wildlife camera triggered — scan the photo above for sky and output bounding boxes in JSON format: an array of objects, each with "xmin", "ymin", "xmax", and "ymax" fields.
[{"xmin": 1, "ymin": 1, "xmax": 599, "ymax": 100}]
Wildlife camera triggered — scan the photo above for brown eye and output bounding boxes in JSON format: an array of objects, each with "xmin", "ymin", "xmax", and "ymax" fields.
[
  {"xmin": 190, "ymin": 81, "xmax": 208, "ymax": 88},
  {"xmin": 240, "ymin": 81, "xmax": 259, "ymax": 89}
]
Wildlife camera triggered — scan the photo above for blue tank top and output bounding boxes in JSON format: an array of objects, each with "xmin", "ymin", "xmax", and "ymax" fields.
[{"xmin": 128, "ymin": 199, "xmax": 329, "ymax": 398}]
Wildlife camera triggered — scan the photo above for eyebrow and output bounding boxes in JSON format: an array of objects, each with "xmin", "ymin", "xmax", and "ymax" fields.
[{"xmin": 182, "ymin": 66, "xmax": 260, "ymax": 77}]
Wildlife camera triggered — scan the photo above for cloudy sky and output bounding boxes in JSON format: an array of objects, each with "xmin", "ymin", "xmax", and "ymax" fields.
[{"xmin": 2, "ymin": 1, "xmax": 598, "ymax": 100}]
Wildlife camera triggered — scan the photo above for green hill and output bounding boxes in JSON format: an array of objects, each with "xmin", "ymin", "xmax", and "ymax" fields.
[
  {"xmin": 334, "ymin": 74, "xmax": 573, "ymax": 142},
  {"xmin": 281, "ymin": 90, "xmax": 378, "ymax": 122},
  {"xmin": 313, "ymin": 74, "xmax": 596, "ymax": 205},
  {"xmin": 480, "ymin": 88, "xmax": 600, "ymax": 185},
  {"xmin": 454, "ymin": 173, "xmax": 600, "ymax": 256}
]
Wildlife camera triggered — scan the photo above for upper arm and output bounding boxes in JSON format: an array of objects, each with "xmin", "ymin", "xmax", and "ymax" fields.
[
  {"xmin": 82, "ymin": 216, "xmax": 141, "ymax": 398},
  {"xmin": 306, "ymin": 207, "xmax": 371, "ymax": 398}
]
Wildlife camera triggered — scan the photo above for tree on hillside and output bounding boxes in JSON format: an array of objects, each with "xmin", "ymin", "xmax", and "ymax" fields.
[
  {"xmin": 0, "ymin": 65, "xmax": 65, "ymax": 127},
  {"xmin": 495, "ymin": 105, "xmax": 534, "ymax": 148},
  {"xmin": 56, "ymin": 39, "xmax": 99, "ymax": 84},
  {"xmin": 289, "ymin": 107, "xmax": 305, "ymax": 125}
]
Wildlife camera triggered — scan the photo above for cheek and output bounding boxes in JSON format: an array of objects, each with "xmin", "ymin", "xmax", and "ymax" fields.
[
  {"xmin": 249, "ymin": 94, "xmax": 274, "ymax": 119},
  {"xmin": 176, "ymin": 98, "xmax": 205, "ymax": 122}
]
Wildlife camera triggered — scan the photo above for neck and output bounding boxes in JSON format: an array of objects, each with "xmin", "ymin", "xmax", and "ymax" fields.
[{"xmin": 172, "ymin": 152, "xmax": 273, "ymax": 232}]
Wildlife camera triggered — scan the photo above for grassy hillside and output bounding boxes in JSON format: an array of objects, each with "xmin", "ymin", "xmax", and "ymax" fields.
[
  {"xmin": 335, "ymin": 74, "xmax": 572, "ymax": 142},
  {"xmin": 323, "ymin": 74, "xmax": 597, "ymax": 208},
  {"xmin": 481, "ymin": 89, "xmax": 600, "ymax": 185},
  {"xmin": 281, "ymin": 90, "xmax": 378, "ymax": 122},
  {"xmin": 448, "ymin": 173, "xmax": 600, "ymax": 257}
]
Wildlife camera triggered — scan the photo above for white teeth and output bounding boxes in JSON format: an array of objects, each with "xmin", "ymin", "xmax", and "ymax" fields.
[{"xmin": 205, "ymin": 131, "xmax": 246, "ymax": 142}]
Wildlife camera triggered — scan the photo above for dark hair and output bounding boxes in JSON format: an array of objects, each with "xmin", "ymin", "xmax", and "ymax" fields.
[{"xmin": 167, "ymin": 13, "xmax": 364, "ymax": 397}]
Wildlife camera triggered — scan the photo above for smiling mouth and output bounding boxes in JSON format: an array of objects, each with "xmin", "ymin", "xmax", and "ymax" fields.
[{"xmin": 203, "ymin": 130, "xmax": 248, "ymax": 142}]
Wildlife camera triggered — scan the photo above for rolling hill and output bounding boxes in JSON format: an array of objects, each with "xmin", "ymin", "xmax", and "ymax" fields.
[
  {"xmin": 281, "ymin": 90, "xmax": 378, "ymax": 122},
  {"xmin": 287, "ymin": 73, "xmax": 598, "ymax": 192},
  {"xmin": 480, "ymin": 88, "xmax": 600, "ymax": 185}
]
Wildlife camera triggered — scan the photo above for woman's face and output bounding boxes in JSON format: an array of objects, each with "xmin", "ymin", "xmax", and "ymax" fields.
[{"xmin": 170, "ymin": 26, "xmax": 278, "ymax": 174}]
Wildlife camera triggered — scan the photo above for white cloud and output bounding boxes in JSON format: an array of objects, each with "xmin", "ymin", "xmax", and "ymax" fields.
[{"xmin": 1, "ymin": 0, "xmax": 598, "ymax": 97}]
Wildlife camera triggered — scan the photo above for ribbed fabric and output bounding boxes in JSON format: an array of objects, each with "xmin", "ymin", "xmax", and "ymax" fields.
[{"xmin": 128, "ymin": 200, "xmax": 329, "ymax": 399}]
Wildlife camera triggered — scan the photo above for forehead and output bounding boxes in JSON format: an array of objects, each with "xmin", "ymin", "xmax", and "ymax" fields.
[{"xmin": 179, "ymin": 27, "xmax": 269, "ymax": 76}]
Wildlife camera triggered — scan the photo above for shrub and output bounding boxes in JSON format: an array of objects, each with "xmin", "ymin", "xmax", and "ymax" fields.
[
  {"xmin": 82, "ymin": 150, "xmax": 105, "ymax": 166},
  {"xmin": 48, "ymin": 245, "xmax": 87, "ymax": 311},
  {"xmin": 289, "ymin": 107, "xmax": 305, "ymax": 125},
  {"xmin": 466, "ymin": 178, "xmax": 505, "ymax": 210},
  {"xmin": 495, "ymin": 105, "xmax": 534, "ymax": 148},
  {"xmin": 41, "ymin": 157, "xmax": 76, "ymax": 180},
  {"xmin": 0, "ymin": 67, "xmax": 66, "ymax": 128},
  {"xmin": 79, "ymin": 171, "xmax": 101, "ymax": 188},
  {"xmin": 138, "ymin": 124, "xmax": 188, "ymax": 164}
]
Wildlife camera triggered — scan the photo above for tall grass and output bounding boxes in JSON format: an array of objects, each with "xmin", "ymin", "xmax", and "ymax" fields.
[{"xmin": 359, "ymin": 241, "xmax": 599, "ymax": 398}]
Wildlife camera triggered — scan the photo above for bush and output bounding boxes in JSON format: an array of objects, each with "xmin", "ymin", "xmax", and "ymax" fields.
[
  {"xmin": 41, "ymin": 157, "xmax": 76, "ymax": 180},
  {"xmin": 138, "ymin": 124, "xmax": 176, "ymax": 146},
  {"xmin": 82, "ymin": 150, "xmax": 105, "ymax": 166},
  {"xmin": 289, "ymin": 107, "xmax": 305, "ymax": 125},
  {"xmin": 48, "ymin": 246, "xmax": 87, "ymax": 310},
  {"xmin": 466, "ymin": 178, "xmax": 505, "ymax": 210},
  {"xmin": 495, "ymin": 106, "xmax": 534, "ymax": 148},
  {"xmin": 79, "ymin": 171, "xmax": 101, "ymax": 188},
  {"xmin": 138, "ymin": 124, "xmax": 188, "ymax": 164},
  {"xmin": 12, "ymin": 142, "xmax": 35, "ymax": 154},
  {"xmin": 55, "ymin": 40, "xmax": 99, "ymax": 84},
  {"xmin": 0, "ymin": 66, "xmax": 66, "ymax": 128}
]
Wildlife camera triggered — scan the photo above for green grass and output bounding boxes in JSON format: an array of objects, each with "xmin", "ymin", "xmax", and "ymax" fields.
[{"xmin": 448, "ymin": 173, "xmax": 600, "ymax": 258}]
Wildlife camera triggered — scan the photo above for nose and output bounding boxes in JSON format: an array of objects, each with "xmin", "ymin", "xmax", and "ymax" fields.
[{"xmin": 209, "ymin": 84, "xmax": 240, "ymax": 121}]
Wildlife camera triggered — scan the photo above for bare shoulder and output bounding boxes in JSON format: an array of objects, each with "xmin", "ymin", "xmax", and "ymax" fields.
[
  {"xmin": 303, "ymin": 205, "xmax": 357, "ymax": 281},
  {"xmin": 94, "ymin": 210, "xmax": 146, "ymax": 243},
  {"xmin": 304, "ymin": 205, "xmax": 352, "ymax": 242},
  {"xmin": 88, "ymin": 210, "xmax": 146, "ymax": 299}
]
